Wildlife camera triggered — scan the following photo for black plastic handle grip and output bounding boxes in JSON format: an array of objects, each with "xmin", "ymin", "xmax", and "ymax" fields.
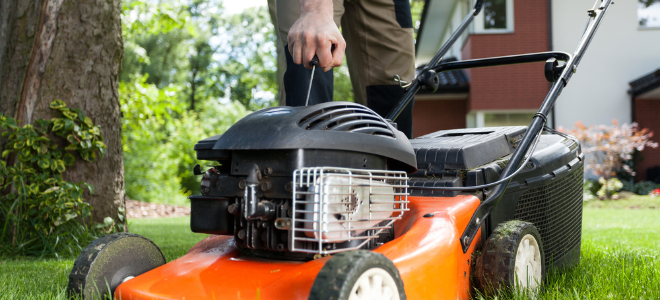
[{"xmin": 310, "ymin": 44, "xmax": 336, "ymax": 67}]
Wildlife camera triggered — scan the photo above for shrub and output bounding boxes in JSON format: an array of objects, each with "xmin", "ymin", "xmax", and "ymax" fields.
[
  {"xmin": 596, "ymin": 177, "xmax": 623, "ymax": 199},
  {"xmin": 583, "ymin": 180, "xmax": 597, "ymax": 201},
  {"xmin": 559, "ymin": 120, "xmax": 657, "ymax": 179},
  {"xmin": 0, "ymin": 101, "xmax": 114, "ymax": 257},
  {"xmin": 622, "ymin": 180, "xmax": 659, "ymax": 195}
]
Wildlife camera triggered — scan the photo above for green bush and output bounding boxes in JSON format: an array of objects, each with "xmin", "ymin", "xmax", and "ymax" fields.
[
  {"xmin": 0, "ymin": 101, "xmax": 114, "ymax": 257},
  {"xmin": 621, "ymin": 180, "xmax": 658, "ymax": 195},
  {"xmin": 597, "ymin": 177, "xmax": 623, "ymax": 199},
  {"xmin": 583, "ymin": 180, "xmax": 597, "ymax": 201},
  {"xmin": 120, "ymin": 76, "xmax": 249, "ymax": 205}
]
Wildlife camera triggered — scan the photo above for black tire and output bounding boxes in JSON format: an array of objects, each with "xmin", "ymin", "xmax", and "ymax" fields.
[
  {"xmin": 67, "ymin": 232, "xmax": 166, "ymax": 299},
  {"xmin": 309, "ymin": 250, "xmax": 406, "ymax": 300},
  {"xmin": 475, "ymin": 220, "xmax": 545, "ymax": 294}
]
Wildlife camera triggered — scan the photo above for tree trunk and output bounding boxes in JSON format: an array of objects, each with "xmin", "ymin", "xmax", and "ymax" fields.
[
  {"xmin": 190, "ymin": 69, "xmax": 197, "ymax": 111},
  {"xmin": 0, "ymin": 0, "xmax": 125, "ymax": 224}
]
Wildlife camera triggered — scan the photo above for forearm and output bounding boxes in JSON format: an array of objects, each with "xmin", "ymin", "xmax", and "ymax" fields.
[{"xmin": 299, "ymin": 0, "xmax": 333, "ymax": 18}]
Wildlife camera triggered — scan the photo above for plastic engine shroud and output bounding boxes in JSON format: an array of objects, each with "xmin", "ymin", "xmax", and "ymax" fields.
[{"xmin": 194, "ymin": 102, "xmax": 417, "ymax": 173}]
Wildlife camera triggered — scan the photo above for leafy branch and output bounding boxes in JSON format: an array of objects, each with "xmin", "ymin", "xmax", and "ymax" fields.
[{"xmin": 0, "ymin": 101, "xmax": 113, "ymax": 257}]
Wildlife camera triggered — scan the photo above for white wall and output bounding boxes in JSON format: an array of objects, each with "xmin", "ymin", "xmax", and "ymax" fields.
[{"xmin": 552, "ymin": 0, "xmax": 660, "ymax": 128}]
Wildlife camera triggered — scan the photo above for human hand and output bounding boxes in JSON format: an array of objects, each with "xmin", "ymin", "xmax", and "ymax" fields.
[{"xmin": 288, "ymin": 0, "xmax": 346, "ymax": 72}]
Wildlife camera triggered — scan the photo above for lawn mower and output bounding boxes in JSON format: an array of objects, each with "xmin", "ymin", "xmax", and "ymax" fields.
[{"xmin": 67, "ymin": 0, "xmax": 612, "ymax": 298}]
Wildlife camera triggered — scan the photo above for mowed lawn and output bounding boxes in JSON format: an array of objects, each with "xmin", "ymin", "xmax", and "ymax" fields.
[{"xmin": 1, "ymin": 203, "xmax": 659, "ymax": 300}]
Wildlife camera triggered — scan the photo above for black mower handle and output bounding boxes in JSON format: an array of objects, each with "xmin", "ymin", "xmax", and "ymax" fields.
[
  {"xmin": 386, "ymin": 0, "xmax": 484, "ymax": 121},
  {"xmin": 309, "ymin": 44, "xmax": 336, "ymax": 68}
]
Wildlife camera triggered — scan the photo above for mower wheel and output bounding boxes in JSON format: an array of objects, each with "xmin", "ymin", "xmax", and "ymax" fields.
[
  {"xmin": 309, "ymin": 250, "xmax": 406, "ymax": 300},
  {"xmin": 475, "ymin": 220, "xmax": 545, "ymax": 294},
  {"xmin": 67, "ymin": 232, "xmax": 166, "ymax": 299}
]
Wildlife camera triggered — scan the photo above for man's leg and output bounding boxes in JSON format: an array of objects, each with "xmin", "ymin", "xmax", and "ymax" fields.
[
  {"xmin": 267, "ymin": 0, "xmax": 287, "ymax": 106},
  {"xmin": 341, "ymin": 0, "xmax": 416, "ymax": 138},
  {"xmin": 277, "ymin": 0, "xmax": 345, "ymax": 106}
]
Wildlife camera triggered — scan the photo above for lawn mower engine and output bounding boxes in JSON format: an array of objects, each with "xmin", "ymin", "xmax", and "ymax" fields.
[{"xmin": 190, "ymin": 102, "xmax": 416, "ymax": 260}]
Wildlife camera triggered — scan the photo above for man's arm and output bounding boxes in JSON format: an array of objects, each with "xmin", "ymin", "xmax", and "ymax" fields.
[{"xmin": 288, "ymin": 0, "xmax": 346, "ymax": 72}]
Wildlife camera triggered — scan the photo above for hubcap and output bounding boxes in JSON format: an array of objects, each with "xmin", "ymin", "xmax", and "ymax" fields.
[
  {"xmin": 348, "ymin": 268, "xmax": 400, "ymax": 300},
  {"xmin": 514, "ymin": 234, "xmax": 542, "ymax": 290}
]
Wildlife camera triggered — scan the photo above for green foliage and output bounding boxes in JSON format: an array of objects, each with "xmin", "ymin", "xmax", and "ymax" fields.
[
  {"xmin": 596, "ymin": 177, "xmax": 623, "ymax": 199},
  {"xmin": 215, "ymin": 7, "xmax": 278, "ymax": 110},
  {"xmin": 120, "ymin": 76, "xmax": 248, "ymax": 205},
  {"xmin": 583, "ymin": 180, "xmax": 597, "ymax": 201},
  {"xmin": 411, "ymin": 0, "xmax": 425, "ymax": 41},
  {"xmin": 121, "ymin": 0, "xmax": 277, "ymax": 111},
  {"xmin": 333, "ymin": 62, "xmax": 354, "ymax": 102},
  {"xmin": 621, "ymin": 180, "xmax": 659, "ymax": 195},
  {"xmin": 0, "ymin": 101, "xmax": 113, "ymax": 257},
  {"xmin": 119, "ymin": 0, "xmax": 274, "ymax": 205}
]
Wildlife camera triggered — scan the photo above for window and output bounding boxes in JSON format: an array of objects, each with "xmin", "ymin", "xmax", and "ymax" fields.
[
  {"xmin": 473, "ymin": 0, "xmax": 514, "ymax": 33},
  {"xmin": 639, "ymin": 0, "xmax": 660, "ymax": 28},
  {"xmin": 484, "ymin": 112, "xmax": 535, "ymax": 127},
  {"xmin": 467, "ymin": 111, "xmax": 542, "ymax": 128},
  {"xmin": 484, "ymin": 0, "xmax": 507, "ymax": 29}
]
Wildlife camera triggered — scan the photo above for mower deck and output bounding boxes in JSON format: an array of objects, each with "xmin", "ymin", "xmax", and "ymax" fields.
[{"xmin": 116, "ymin": 195, "xmax": 482, "ymax": 300}]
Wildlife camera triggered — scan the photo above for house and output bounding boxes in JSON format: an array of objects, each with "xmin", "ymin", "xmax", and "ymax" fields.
[{"xmin": 414, "ymin": 0, "xmax": 660, "ymax": 181}]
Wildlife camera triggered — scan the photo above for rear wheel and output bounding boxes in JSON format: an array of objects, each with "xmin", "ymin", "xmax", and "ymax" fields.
[
  {"xmin": 309, "ymin": 250, "xmax": 406, "ymax": 300},
  {"xmin": 67, "ymin": 232, "xmax": 166, "ymax": 299},
  {"xmin": 475, "ymin": 220, "xmax": 545, "ymax": 294}
]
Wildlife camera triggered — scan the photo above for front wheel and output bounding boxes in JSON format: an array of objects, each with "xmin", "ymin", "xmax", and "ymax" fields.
[
  {"xmin": 309, "ymin": 250, "xmax": 406, "ymax": 300},
  {"xmin": 475, "ymin": 220, "xmax": 545, "ymax": 295},
  {"xmin": 67, "ymin": 232, "xmax": 166, "ymax": 299}
]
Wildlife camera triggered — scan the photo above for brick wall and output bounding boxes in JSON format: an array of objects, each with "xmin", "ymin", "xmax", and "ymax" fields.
[
  {"xmin": 462, "ymin": 0, "xmax": 550, "ymax": 111},
  {"xmin": 634, "ymin": 98, "xmax": 660, "ymax": 182},
  {"xmin": 412, "ymin": 99, "xmax": 467, "ymax": 138},
  {"xmin": 411, "ymin": 0, "xmax": 550, "ymax": 137}
]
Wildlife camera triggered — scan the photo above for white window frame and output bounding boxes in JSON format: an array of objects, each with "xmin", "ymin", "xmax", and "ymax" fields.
[
  {"xmin": 466, "ymin": 109, "xmax": 552, "ymax": 128},
  {"xmin": 473, "ymin": 0, "xmax": 515, "ymax": 34}
]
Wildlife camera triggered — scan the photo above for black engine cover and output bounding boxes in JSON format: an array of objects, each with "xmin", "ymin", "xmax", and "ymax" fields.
[{"xmin": 194, "ymin": 102, "xmax": 417, "ymax": 173}]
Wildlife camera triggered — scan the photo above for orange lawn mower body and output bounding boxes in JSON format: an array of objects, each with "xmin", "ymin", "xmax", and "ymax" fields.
[{"xmin": 115, "ymin": 195, "xmax": 481, "ymax": 300}]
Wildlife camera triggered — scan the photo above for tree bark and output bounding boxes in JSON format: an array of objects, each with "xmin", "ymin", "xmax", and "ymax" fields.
[{"xmin": 0, "ymin": 0, "xmax": 125, "ymax": 223}]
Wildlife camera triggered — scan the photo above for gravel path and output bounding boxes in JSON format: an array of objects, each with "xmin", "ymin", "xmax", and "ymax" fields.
[{"xmin": 126, "ymin": 199, "xmax": 191, "ymax": 219}]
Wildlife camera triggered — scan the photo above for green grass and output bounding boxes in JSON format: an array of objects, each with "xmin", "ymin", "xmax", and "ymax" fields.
[
  {"xmin": 1, "ymin": 207, "xmax": 659, "ymax": 300},
  {"xmin": 0, "ymin": 217, "xmax": 208, "ymax": 300},
  {"xmin": 584, "ymin": 194, "xmax": 660, "ymax": 210}
]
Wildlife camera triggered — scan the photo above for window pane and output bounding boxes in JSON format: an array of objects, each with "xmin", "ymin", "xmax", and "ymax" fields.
[
  {"xmin": 484, "ymin": 0, "xmax": 507, "ymax": 29},
  {"xmin": 639, "ymin": 0, "xmax": 660, "ymax": 27},
  {"xmin": 484, "ymin": 113, "xmax": 535, "ymax": 127}
]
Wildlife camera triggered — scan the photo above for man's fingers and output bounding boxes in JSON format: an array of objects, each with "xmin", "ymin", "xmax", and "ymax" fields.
[
  {"xmin": 324, "ymin": 40, "xmax": 346, "ymax": 72},
  {"xmin": 291, "ymin": 40, "xmax": 303, "ymax": 66},
  {"xmin": 316, "ymin": 38, "xmax": 334, "ymax": 70}
]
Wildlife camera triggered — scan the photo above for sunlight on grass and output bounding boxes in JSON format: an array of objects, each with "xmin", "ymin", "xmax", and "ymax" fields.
[
  {"xmin": 0, "ymin": 217, "xmax": 206, "ymax": 300},
  {"xmin": 584, "ymin": 195, "xmax": 660, "ymax": 210},
  {"xmin": 126, "ymin": 217, "xmax": 208, "ymax": 261},
  {"xmin": 1, "ymin": 210, "xmax": 658, "ymax": 300},
  {"xmin": 583, "ymin": 209, "xmax": 660, "ymax": 251}
]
